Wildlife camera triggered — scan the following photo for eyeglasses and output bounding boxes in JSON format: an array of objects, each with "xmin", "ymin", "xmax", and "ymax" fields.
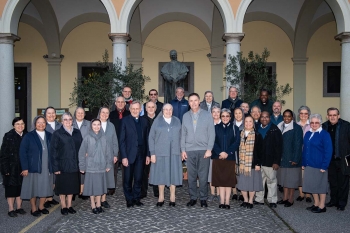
[
  {"xmin": 299, "ymin": 112, "xmax": 309, "ymax": 115},
  {"xmin": 328, "ymin": 114, "xmax": 338, "ymax": 117},
  {"xmin": 63, "ymin": 119, "xmax": 73, "ymax": 121},
  {"xmin": 310, "ymin": 122, "xmax": 320, "ymax": 125},
  {"xmin": 221, "ymin": 115, "xmax": 230, "ymax": 118},
  {"xmin": 14, "ymin": 123, "xmax": 25, "ymax": 126},
  {"xmin": 149, "ymin": 93, "xmax": 158, "ymax": 96}
]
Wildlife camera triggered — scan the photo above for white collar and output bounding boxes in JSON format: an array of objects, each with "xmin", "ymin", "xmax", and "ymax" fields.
[{"xmin": 309, "ymin": 127, "xmax": 322, "ymax": 133}]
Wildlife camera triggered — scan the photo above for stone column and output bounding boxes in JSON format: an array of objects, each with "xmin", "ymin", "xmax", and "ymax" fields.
[
  {"xmin": 0, "ymin": 33, "xmax": 20, "ymax": 138},
  {"xmin": 209, "ymin": 57, "xmax": 225, "ymax": 103},
  {"xmin": 44, "ymin": 57, "xmax": 63, "ymax": 107},
  {"xmin": 222, "ymin": 33, "xmax": 244, "ymax": 96},
  {"xmin": 109, "ymin": 33, "xmax": 131, "ymax": 68},
  {"xmin": 292, "ymin": 57, "xmax": 308, "ymax": 112},
  {"xmin": 335, "ymin": 32, "xmax": 350, "ymax": 121},
  {"xmin": 128, "ymin": 58, "xmax": 144, "ymax": 70}
]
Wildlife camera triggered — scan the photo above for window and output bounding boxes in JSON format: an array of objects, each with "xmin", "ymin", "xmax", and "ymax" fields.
[
  {"xmin": 323, "ymin": 62, "xmax": 341, "ymax": 97},
  {"xmin": 158, "ymin": 62, "xmax": 194, "ymax": 97}
]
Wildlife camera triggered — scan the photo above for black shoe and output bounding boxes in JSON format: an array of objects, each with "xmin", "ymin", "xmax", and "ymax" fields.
[
  {"xmin": 225, "ymin": 205, "xmax": 230, "ymax": 209},
  {"xmin": 44, "ymin": 202, "xmax": 51, "ymax": 208},
  {"xmin": 61, "ymin": 208, "xmax": 68, "ymax": 215},
  {"xmin": 306, "ymin": 205, "xmax": 317, "ymax": 211},
  {"xmin": 92, "ymin": 208, "xmax": 99, "ymax": 214},
  {"xmin": 97, "ymin": 206, "xmax": 104, "ymax": 213},
  {"xmin": 312, "ymin": 207, "xmax": 326, "ymax": 213},
  {"xmin": 8, "ymin": 210, "xmax": 17, "ymax": 217},
  {"xmin": 49, "ymin": 199, "xmax": 59, "ymax": 205},
  {"xmin": 15, "ymin": 208, "xmax": 26, "ymax": 215},
  {"xmin": 247, "ymin": 203, "xmax": 253, "ymax": 209},
  {"xmin": 187, "ymin": 199, "xmax": 197, "ymax": 207},
  {"xmin": 30, "ymin": 210, "xmax": 41, "ymax": 217},
  {"xmin": 39, "ymin": 208, "xmax": 49, "ymax": 214},
  {"xmin": 305, "ymin": 197, "xmax": 312, "ymax": 203},
  {"xmin": 101, "ymin": 201, "xmax": 110, "ymax": 208},
  {"xmin": 126, "ymin": 200, "xmax": 134, "ymax": 208},
  {"xmin": 296, "ymin": 196, "xmax": 305, "ymax": 201},
  {"xmin": 156, "ymin": 201, "xmax": 164, "ymax": 207},
  {"xmin": 326, "ymin": 201, "xmax": 337, "ymax": 207},
  {"xmin": 232, "ymin": 194, "xmax": 238, "ymax": 200},
  {"xmin": 140, "ymin": 194, "xmax": 147, "ymax": 199},
  {"xmin": 240, "ymin": 202, "xmax": 248, "ymax": 207},
  {"xmin": 200, "ymin": 200, "xmax": 208, "ymax": 207},
  {"xmin": 169, "ymin": 202, "xmax": 176, "ymax": 207},
  {"xmin": 68, "ymin": 207, "xmax": 76, "ymax": 214},
  {"xmin": 284, "ymin": 201, "xmax": 294, "ymax": 207},
  {"xmin": 269, "ymin": 203, "xmax": 277, "ymax": 208},
  {"xmin": 337, "ymin": 206, "xmax": 345, "ymax": 211},
  {"xmin": 134, "ymin": 200, "xmax": 144, "ymax": 206},
  {"xmin": 238, "ymin": 195, "xmax": 244, "ymax": 201},
  {"xmin": 219, "ymin": 204, "xmax": 226, "ymax": 208},
  {"xmin": 277, "ymin": 199, "xmax": 288, "ymax": 205},
  {"xmin": 253, "ymin": 201, "xmax": 264, "ymax": 205}
]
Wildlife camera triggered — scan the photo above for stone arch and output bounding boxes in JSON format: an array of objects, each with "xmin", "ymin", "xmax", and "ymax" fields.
[
  {"xmin": 324, "ymin": 0, "xmax": 349, "ymax": 33},
  {"xmin": 235, "ymin": 0, "xmax": 253, "ymax": 33},
  {"xmin": 244, "ymin": 12, "xmax": 294, "ymax": 46},
  {"xmin": 118, "ymin": 0, "xmax": 235, "ymax": 33},
  {"xmin": 308, "ymin": 13, "xmax": 335, "ymax": 42}
]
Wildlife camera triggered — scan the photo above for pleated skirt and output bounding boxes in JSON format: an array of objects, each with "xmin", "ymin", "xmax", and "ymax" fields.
[
  {"xmin": 236, "ymin": 170, "xmax": 263, "ymax": 192},
  {"xmin": 279, "ymin": 167, "xmax": 301, "ymax": 189},
  {"xmin": 83, "ymin": 172, "xmax": 107, "ymax": 196},
  {"xmin": 149, "ymin": 155, "xmax": 183, "ymax": 187},
  {"xmin": 302, "ymin": 166, "xmax": 328, "ymax": 194}
]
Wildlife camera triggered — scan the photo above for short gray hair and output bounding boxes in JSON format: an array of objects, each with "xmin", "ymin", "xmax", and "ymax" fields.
[
  {"xmin": 162, "ymin": 103, "xmax": 173, "ymax": 110},
  {"xmin": 251, "ymin": 105, "xmax": 261, "ymax": 113},
  {"xmin": 309, "ymin": 113, "xmax": 322, "ymax": 123},
  {"xmin": 211, "ymin": 106, "xmax": 220, "ymax": 113},
  {"xmin": 221, "ymin": 108, "xmax": 231, "ymax": 116},
  {"xmin": 146, "ymin": 101, "xmax": 157, "ymax": 109},
  {"xmin": 176, "ymin": 87, "xmax": 184, "ymax": 93},
  {"xmin": 130, "ymin": 100, "xmax": 141, "ymax": 107},
  {"xmin": 74, "ymin": 107, "xmax": 85, "ymax": 118},
  {"xmin": 62, "ymin": 112, "xmax": 73, "ymax": 120},
  {"xmin": 298, "ymin": 105, "xmax": 311, "ymax": 116}
]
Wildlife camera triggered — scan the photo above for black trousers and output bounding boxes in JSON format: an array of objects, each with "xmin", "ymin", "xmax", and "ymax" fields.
[
  {"xmin": 328, "ymin": 160, "xmax": 350, "ymax": 207},
  {"xmin": 123, "ymin": 153, "xmax": 145, "ymax": 202},
  {"xmin": 141, "ymin": 163, "xmax": 159, "ymax": 196}
]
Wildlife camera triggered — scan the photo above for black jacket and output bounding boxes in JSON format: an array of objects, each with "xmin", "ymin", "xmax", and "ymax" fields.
[
  {"xmin": 110, "ymin": 108, "xmax": 130, "ymax": 138},
  {"xmin": 0, "ymin": 129, "xmax": 26, "ymax": 186},
  {"xmin": 50, "ymin": 127, "xmax": 83, "ymax": 173},
  {"xmin": 259, "ymin": 124, "xmax": 283, "ymax": 167},
  {"xmin": 322, "ymin": 119, "xmax": 350, "ymax": 175},
  {"xmin": 212, "ymin": 123, "xmax": 240, "ymax": 161}
]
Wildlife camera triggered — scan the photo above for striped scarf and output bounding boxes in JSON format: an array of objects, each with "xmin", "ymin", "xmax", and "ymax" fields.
[{"xmin": 239, "ymin": 129, "xmax": 255, "ymax": 176}]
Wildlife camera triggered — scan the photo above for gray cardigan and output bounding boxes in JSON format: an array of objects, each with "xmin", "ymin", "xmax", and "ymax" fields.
[
  {"xmin": 199, "ymin": 100, "xmax": 220, "ymax": 112},
  {"xmin": 45, "ymin": 120, "xmax": 62, "ymax": 133},
  {"xmin": 78, "ymin": 133, "xmax": 112, "ymax": 173},
  {"xmin": 149, "ymin": 116, "xmax": 181, "ymax": 157},
  {"xmin": 181, "ymin": 109, "xmax": 215, "ymax": 152},
  {"xmin": 102, "ymin": 121, "xmax": 119, "ymax": 165},
  {"xmin": 73, "ymin": 119, "xmax": 90, "ymax": 138}
]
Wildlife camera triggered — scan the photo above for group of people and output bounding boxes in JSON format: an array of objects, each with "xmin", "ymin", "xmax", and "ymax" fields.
[{"xmin": 1, "ymin": 86, "xmax": 349, "ymax": 218}]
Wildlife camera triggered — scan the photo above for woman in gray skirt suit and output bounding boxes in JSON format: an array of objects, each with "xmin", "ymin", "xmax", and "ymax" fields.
[
  {"xmin": 97, "ymin": 107, "xmax": 119, "ymax": 208},
  {"xmin": 79, "ymin": 119, "xmax": 112, "ymax": 214},
  {"xmin": 20, "ymin": 116, "xmax": 53, "ymax": 217},
  {"xmin": 73, "ymin": 107, "xmax": 90, "ymax": 199},
  {"xmin": 149, "ymin": 104, "xmax": 182, "ymax": 207},
  {"xmin": 236, "ymin": 115, "xmax": 264, "ymax": 209},
  {"xmin": 302, "ymin": 114, "xmax": 332, "ymax": 213}
]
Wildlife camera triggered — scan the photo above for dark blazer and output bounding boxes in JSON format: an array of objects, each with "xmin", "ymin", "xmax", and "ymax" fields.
[
  {"xmin": 50, "ymin": 127, "xmax": 83, "ymax": 173},
  {"xmin": 221, "ymin": 98, "xmax": 243, "ymax": 111},
  {"xmin": 0, "ymin": 129, "xmax": 26, "ymax": 186},
  {"xmin": 322, "ymin": 119, "xmax": 350, "ymax": 175},
  {"xmin": 119, "ymin": 115, "xmax": 150, "ymax": 164},
  {"xmin": 143, "ymin": 101, "xmax": 164, "ymax": 116},
  {"xmin": 109, "ymin": 108, "xmax": 131, "ymax": 137},
  {"xmin": 200, "ymin": 100, "xmax": 220, "ymax": 112},
  {"xmin": 250, "ymin": 99, "xmax": 273, "ymax": 115},
  {"xmin": 19, "ymin": 130, "xmax": 52, "ymax": 173},
  {"xmin": 259, "ymin": 124, "xmax": 283, "ymax": 167},
  {"xmin": 212, "ymin": 123, "xmax": 240, "ymax": 161}
]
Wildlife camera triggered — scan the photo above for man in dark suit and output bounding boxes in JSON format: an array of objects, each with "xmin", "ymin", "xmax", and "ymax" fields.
[
  {"xmin": 143, "ymin": 89, "xmax": 163, "ymax": 116},
  {"xmin": 119, "ymin": 101, "xmax": 150, "ymax": 207},
  {"xmin": 221, "ymin": 87, "xmax": 243, "ymax": 113},
  {"xmin": 109, "ymin": 96, "xmax": 130, "ymax": 195}
]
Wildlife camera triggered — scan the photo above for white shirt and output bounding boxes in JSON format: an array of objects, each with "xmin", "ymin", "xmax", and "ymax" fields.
[
  {"xmin": 235, "ymin": 121, "xmax": 242, "ymax": 127},
  {"xmin": 309, "ymin": 127, "xmax": 322, "ymax": 140},
  {"xmin": 76, "ymin": 121, "xmax": 83, "ymax": 129},
  {"xmin": 163, "ymin": 116, "xmax": 172, "ymax": 124},
  {"xmin": 244, "ymin": 130, "xmax": 250, "ymax": 137},
  {"xmin": 101, "ymin": 121, "xmax": 107, "ymax": 132},
  {"xmin": 36, "ymin": 130, "xmax": 45, "ymax": 140},
  {"xmin": 47, "ymin": 121, "xmax": 55, "ymax": 130}
]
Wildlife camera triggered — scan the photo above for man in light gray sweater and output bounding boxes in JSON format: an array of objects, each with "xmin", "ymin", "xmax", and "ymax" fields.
[{"xmin": 181, "ymin": 93, "xmax": 215, "ymax": 207}]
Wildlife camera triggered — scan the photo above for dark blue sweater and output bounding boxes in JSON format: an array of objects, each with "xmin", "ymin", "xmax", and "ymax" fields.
[
  {"xmin": 212, "ymin": 122, "xmax": 240, "ymax": 161},
  {"xmin": 302, "ymin": 130, "xmax": 333, "ymax": 170}
]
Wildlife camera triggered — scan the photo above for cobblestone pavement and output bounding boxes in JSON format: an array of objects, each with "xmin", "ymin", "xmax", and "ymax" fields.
[{"xmin": 46, "ymin": 180, "xmax": 290, "ymax": 233}]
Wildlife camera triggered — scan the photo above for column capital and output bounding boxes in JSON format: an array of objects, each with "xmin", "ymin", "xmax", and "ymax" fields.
[
  {"xmin": 44, "ymin": 57, "xmax": 63, "ymax": 65},
  {"xmin": 0, "ymin": 33, "xmax": 20, "ymax": 44},
  {"xmin": 108, "ymin": 33, "xmax": 131, "ymax": 44},
  {"xmin": 209, "ymin": 57, "xmax": 225, "ymax": 65},
  {"xmin": 335, "ymin": 32, "xmax": 350, "ymax": 43},
  {"xmin": 292, "ymin": 57, "xmax": 308, "ymax": 64},
  {"xmin": 222, "ymin": 33, "xmax": 244, "ymax": 44}
]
